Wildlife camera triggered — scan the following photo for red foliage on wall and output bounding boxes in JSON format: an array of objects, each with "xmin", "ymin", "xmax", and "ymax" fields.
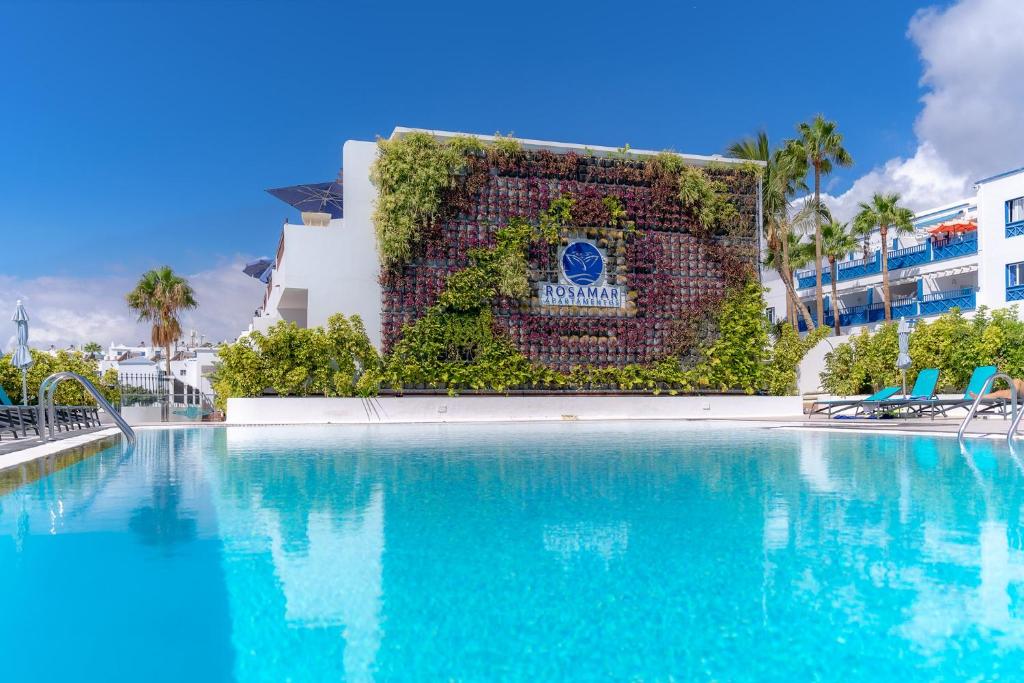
[{"xmin": 380, "ymin": 151, "xmax": 759, "ymax": 370}]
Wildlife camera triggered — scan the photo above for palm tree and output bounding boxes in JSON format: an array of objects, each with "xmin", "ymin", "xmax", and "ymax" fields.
[
  {"xmin": 850, "ymin": 211, "xmax": 875, "ymax": 262},
  {"xmin": 787, "ymin": 115, "xmax": 853, "ymax": 326},
  {"xmin": 821, "ymin": 220, "xmax": 858, "ymax": 335},
  {"xmin": 82, "ymin": 341, "xmax": 103, "ymax": 358},
  {"xmin": 853, "ymin": 193, "xmax": 915, "ymax": 321},
  {"xmin": 728, "ymin": 132, "xmax": 814, "ymax": 330},
  {"xmin": 126, "ymin": 267, "xmax": 198, "ymax": 376}
]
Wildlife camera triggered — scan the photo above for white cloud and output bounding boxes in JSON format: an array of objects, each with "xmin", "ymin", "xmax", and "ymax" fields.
[
  {"xmin": 0, "ymin": 258, "xmax": 263, "ymax": 352},
  {"xmin": 822, "ymin": 0, "xmax": 1024, "ymax": 220}
]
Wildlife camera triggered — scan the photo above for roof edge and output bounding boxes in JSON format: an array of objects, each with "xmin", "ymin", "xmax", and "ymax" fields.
[{"xmin": 388, "ymin": 127, "xmax": 765, "ymax": 167}]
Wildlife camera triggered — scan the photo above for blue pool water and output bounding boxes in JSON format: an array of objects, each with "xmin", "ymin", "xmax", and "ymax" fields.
[{"xmin": 2, "ymin": 423, "xmax": 1024, "ymax": 681}]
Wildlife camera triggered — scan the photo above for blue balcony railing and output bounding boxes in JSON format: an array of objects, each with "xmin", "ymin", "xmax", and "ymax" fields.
[
  {"xmin": 794, "ymin": 233, "xmax": 978, "ymax": 289},
  {"xmin": 796, "ymin": 289, "xmax": 976, "ymax": 332},
  {"xmin": 1007, "ymin": 220, "xmax": 1024, "ymax": 238},
  {"xmin": 931, "ymin": 233, "xmax": 978, "ymax": 261},
  {"xmin": 1007, "ymin": 284, "xmax": 1024, "ymax": 301},
  {"xmin": 919, "ymin": 288, "xmax": 976, "ymax": 316}
]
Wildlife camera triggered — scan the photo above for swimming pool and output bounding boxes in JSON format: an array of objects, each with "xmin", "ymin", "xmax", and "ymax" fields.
[{"xmin": 1, "ymin": 423, "xmax": 1023, "ymax": 681}]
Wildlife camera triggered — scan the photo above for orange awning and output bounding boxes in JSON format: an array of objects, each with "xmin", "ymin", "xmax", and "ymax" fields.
[{"xmin": 927, "ymin": 219, "xmax": 977, "ymax": 235}]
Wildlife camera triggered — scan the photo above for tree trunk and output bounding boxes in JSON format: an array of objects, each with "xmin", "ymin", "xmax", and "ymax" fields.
[
  {"xmin": 862, "ymin": 235, "xmax": 870, "ymax": 263},
  {"xmin": 881, "ymin": 224, "xmax": 891, "ymax": 322},
  {"xmin": 829, "ymin": 256, "xmax": 841, "ymax": 335},
  {"xmin": 779, "ymin": 241, "xmax": 815, "ymax": 331},
  {"xmin": 813, "ymin": 162, "xmax": 824, "ymax": 326},
  {"xmin": 786, "ymin": 290, "xmax": 796, "ymax": 330},
  {"xmin": 165, "ymin": 343, "xmax": 172, "ymax": 376}
]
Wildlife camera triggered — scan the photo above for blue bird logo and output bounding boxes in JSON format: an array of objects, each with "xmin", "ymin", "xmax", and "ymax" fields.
[{"xmin": 561, "ymin": 242, "xmax": 604, "ymax": 285}]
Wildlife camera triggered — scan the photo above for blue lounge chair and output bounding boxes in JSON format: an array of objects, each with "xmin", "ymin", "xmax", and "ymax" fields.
[
  {"xmin": 908, "ymin": 366, "xmax": 1004, "ymax": 418},
  {"xmin": 810, "ymin": 386, "xmax": 901, "ymax": 418},
  {"xmin": 872, "ymin": 368, "xmax": 941, "ymax": 417}
]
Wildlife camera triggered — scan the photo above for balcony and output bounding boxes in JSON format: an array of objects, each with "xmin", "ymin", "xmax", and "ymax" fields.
[
  {"xmin": 796, "ymin": 288, "xmax": 976, "ymax": 332},
  {"xmin": 1007, "ymin": 284, "xmax": 1024, "ymax": 302},
  {"xmin": 795, "ymin": 233, "xmax": 978, "ymax": 289},
  {"xmin": 1007, "ymin": 220, "xmax": 1024, "ymax": 238}
]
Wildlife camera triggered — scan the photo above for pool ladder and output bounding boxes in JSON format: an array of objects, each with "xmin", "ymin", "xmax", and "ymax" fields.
[
  {"xmin": 37, "ymin": 372, "xmax": 136, "ymax": 445},
  {"xmin": 957, "ymin": 372, "xmax": 1018, "ymax": 445}
]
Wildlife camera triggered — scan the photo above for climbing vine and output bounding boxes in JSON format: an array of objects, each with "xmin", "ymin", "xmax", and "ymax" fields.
[{"xmin": 371, "ymin": 132, "xmax": 484, "ymax": 269}]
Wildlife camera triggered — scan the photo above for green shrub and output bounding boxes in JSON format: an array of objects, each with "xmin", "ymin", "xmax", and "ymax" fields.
[
  {"xmin": 211, "ymin": 313, "xmax": 380, "ymax": 407},
  {"xmin": 764, "ymin": 325, "xmax": 831, "ymax": 396},
  {"xmin": 0, "ymin": 350, "xmax": 119, "ymax": 406}
]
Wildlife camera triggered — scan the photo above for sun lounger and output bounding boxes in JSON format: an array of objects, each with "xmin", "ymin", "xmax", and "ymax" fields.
[
  {"xmin": 901, "ymin": 366, "xmax": 1006, "ymax": 418},
  {"xmin": 870, "ymin": 368, "xmax": 940, "ymax": 417},
  {"xmin": 810, "ymin": 386, "xmax": 901, "ymax": 418}
]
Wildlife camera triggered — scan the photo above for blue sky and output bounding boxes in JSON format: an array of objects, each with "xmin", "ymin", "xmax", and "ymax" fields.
[
  {"xmin": 3, "ymin": 0, "xmax": 1020, "ymax": 345},
  {"xmin": 1, "ymin": 0, "xmax": 927, "ymax": 277}
]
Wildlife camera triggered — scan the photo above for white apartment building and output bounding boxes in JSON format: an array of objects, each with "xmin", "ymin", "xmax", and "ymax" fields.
[
  {"xmin": 249, "ymin": 141, "xmax": 381, "ymax": 347},
  {"xmin": 99, "ymin": 339, "xmax": 220, "ymax": 398},
  {"xmin": 764, "ymin": 166, "xmax": 1024, "ymax": 334}
]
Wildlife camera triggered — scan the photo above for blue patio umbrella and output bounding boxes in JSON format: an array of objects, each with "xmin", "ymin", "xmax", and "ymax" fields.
[
  {"xmin": 266, "ymin": 181, "xmax": 344, "ymax": 219},
  {"xmin": 243, "ymin": 257, "xmax": 274, "ymax": 283},
  {"xmin": 897, "ymin": 317, "xmax": 913, "ymax": 395},
  {"xmin": 11, "ymin": 300, "xmax": 32, "ymax": 405}
]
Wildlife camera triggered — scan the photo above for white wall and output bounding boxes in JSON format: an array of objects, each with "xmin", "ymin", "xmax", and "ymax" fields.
[
  {"xmin": 337, "ymin": 140, "xmax": 383, "ymax": 347},
  {"xmin": 797, "ymin": 334, "xmax": 848, "ymax": 395},
  {"xmin": 227, "ymin": 395, "xmax": 804, "ymax": 424},
  {"xmin": 976, "ymin": 171, "xmax": 1024, "ymax": 310},
  {"xmin": 258, "ymin": 139, "xmax": 383, "ymax": 348}
]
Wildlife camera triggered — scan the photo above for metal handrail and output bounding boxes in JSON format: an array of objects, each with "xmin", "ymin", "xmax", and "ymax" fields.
[
  {"xmin": 957, "ymin": 372, "xmax": 1017, "ymax": 442},
  {"xmin": 36, "ymin": 372, "xmax": 136, "ymax": 444},
  {"xmin": 1007, "ymin": 395, "xmax": 1024, "ymax": 446}
]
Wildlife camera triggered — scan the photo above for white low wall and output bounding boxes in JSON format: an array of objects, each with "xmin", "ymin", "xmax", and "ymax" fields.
[
  {"xmin": 797, "ymin": 334, "xmax": 849, "ymax": 395},
  {"xmin": 227, "ymin": 395, "xmax": 803, "ymax": 425}
]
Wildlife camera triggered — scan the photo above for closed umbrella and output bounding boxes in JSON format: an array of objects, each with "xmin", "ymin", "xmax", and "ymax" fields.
[
  {"xmin": 11, "ymin": 300, "xmax": 32, "ymax": 405},
  {"xmin": 897, "ymin": 317, "xmax": 913, "ymax": 396}
]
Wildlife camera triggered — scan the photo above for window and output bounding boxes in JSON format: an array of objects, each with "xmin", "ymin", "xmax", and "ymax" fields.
[
  {"xmin": 1007, "ymin": 262, "xmax": 1024, "ymax": 288},
  {"xmin": 180, "ymin": 369, "xmax": 187, "ymax": 376},
  {"xmin": 1009, "ymin": 197, "xmax": 1024, "ymax": 224},
  {"xmin": 766, "ymin": 307, "xmax": 775, "ymax": 323}
]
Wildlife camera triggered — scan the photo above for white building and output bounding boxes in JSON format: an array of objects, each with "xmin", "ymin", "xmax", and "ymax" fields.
[
  {"xmin": 764, "ymin": 166, "xmax": 1024, "ymax": 334},
  {"xmin": 99, "ymin": 339, "xmax": 219, "ymax": 398}
]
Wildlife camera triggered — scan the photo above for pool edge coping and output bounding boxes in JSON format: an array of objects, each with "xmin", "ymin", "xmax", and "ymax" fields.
[{"xmin": 0, "ymin": 428, "xmax": 122, "ymax": 473}]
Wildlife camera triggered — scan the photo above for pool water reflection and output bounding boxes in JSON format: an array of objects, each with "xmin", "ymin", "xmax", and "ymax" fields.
[{"xmin": 2, "ymin": 423, "xmax": 1024, "ymax": 681}]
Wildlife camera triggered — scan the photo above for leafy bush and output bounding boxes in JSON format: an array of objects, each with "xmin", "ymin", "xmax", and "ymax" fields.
[
  {"xmin": 211, "ymin": 314, "xmax": 380, "ymax": 407},
  {"xmin": 0, "ymin": 350, "xmax": 119, "ymax": 406},
  {"xmin": 820, "ymin": 307, "xmax": 1024, "ymax": 395}
]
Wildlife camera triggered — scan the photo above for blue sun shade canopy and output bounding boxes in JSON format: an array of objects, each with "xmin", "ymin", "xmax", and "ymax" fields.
[
  {"xmin": 266, "ymin": 180, "xmax": 343, "ymax": 219},
  {"xmin": 243, "ymin": 258, "xmax": 274, "ymax": 283}
]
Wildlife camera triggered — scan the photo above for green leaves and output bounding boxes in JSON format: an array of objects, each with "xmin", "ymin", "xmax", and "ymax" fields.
[
  {"xmin": 125, "ymin": 266, "xmax": 198, "ymax": 356},
  {"xmin": 210, "ymin": 313, "xmax": 381, "ymax": 407},
  {"xmin": 371, "ymin": 132, "xmax": 469, "ymax": 269},
  {"xmin": 0, "ymin": 350, "xmax": 119, "ymax": 406},
  {"xmin": 677, "ymin": 166, "xmax": 740, "ymax": 236}
]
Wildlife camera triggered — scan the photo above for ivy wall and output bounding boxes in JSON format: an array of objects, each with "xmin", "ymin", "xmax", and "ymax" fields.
[{"xmin": 377, "ymin": 139, "xmax": 761, "ymax": 371}]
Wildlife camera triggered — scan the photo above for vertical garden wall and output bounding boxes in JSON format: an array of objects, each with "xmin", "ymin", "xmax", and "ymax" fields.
[{"xmin": 375, "ymin": 134, "xmax": 762, "ymax": 375}]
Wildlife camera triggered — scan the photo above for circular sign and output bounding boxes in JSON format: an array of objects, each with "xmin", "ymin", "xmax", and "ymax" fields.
[{"xmin": 560, "ymin": 241, "xmax": 604, "ymax": 286}]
